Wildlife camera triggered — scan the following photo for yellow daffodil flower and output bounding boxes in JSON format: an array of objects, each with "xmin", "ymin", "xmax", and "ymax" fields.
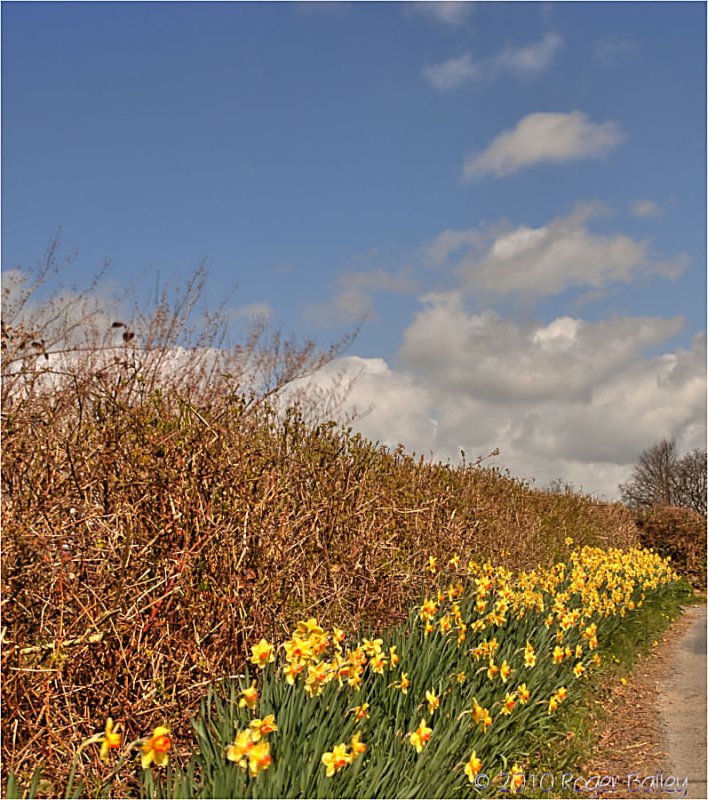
[
  {"xmin": 227, "ymin": 729, "xmax": 255, "ymax": 768},
  {"xmin": 464, "ymin": 751, "xmax": 483, "ymax": 782},
  {"xmin": 239, "ymin": 681, "xmax": 259, "ymax": 710},
  {"xmin": 247, "ymin": 740, "xmax": 272, "ymax": 777},
  {"xmin": 99, "ymin": 718, "xmax": 121, "ymax": 763},
  {"xmin": 350, "ymin": 733, "xmax": 366, "ymax": 760},
  {"xmin": 250, "ymin": 639, "xmax": 275, "ymax": 669},
  {"xmin": 249, "ymin": 714, "xmax": 277, "ymax": 741},
  {"xmin": 141, "ymin": 726, "xmax": 171, "ymax": 769},
  {"xmin": 322, "ymin": 743, "xmax": 351, "ymax": 777},
  {"xmin": 409, "ymin": 719, "xmax": 432, "ymax": 753}
]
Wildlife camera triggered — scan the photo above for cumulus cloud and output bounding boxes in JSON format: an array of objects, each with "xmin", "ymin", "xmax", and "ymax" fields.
[
  {"xmin": 408, "ymin": 1, "xmax": 474, "ymax": 28},
  {"xmin": 426, "ymin": 204, "xmax": 687, "ymax": 299},
  {"xmin": 298, "ymin": 198, "xmax": 702, "ymax": 498},
  {"xmin": 400, "ymin": 296, "xmax": 685, "ymax": 404},
  {"xmin": 310, "ymin": 312, "xmax": 705, "ymax": 498},
  {"xmin": 423, "ymin": 33, "xmax": 562, "ymax": 92},
  {"xmin": 631, "ymin": 199, "xmax": 663, "ymax": 218},
  {"xmin": 463, "ymin": 111, "xmax": 625, "ymax": 179}
]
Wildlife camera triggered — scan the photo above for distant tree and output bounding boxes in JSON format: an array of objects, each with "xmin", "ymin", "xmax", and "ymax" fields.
[
  {"xmin": 619, "ymin": 439, "xmax": 707, "ymax": 516},
  {"xmin": 674, "ymin": 448, "xmax": 707, "ymax": 517}
]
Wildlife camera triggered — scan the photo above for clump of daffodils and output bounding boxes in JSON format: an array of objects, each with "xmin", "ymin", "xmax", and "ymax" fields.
[
  {"xmin": 79, "ymin": 545, "xmax": 679, "ymax": 797},
  {"xmin": 226, "ymin": 715, "xmax": 278, "ymax": 777}
]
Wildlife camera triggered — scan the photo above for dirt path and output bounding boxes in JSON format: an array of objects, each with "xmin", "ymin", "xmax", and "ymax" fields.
[
  {"xmin": 583, "ymin": 602, "xmax": 707, "ymax": 799},
  {"xmin": 656, "ymin": 604, "xmax": 707, "ymax": 799}
]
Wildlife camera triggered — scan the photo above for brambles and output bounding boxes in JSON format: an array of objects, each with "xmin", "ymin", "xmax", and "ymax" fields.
[{"xmin": 2, "ymin": 249, "xmax": 646, "ymax": 796}]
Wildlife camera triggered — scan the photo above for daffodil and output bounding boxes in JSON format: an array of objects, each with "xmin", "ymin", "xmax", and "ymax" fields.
[
  {"xmin": 295, "ymin": 618, "xmax": 324, "ymax": 640},
  {"xmin": 247, "ymin": 740, "xmax": 272, "ymax": 777},
  {"xmin": 370, "ymin": 654, "xmax": 387, "ymax": 674},
  {"xmin": 353, "ymin": 702, "xmax": 369, "ymax": 721},
  {"xmin": 486, "ymin": 659, "xmax": 499, "ymax": 681},
  {"xmin": 500, "ymin": 659, "xmax": 512, "ymax": 683},
  {"xmin": 350, "ymin": 733, "xmax": 366, "ymax": 760},
  {"xmin": 99, "ymin": 718, "xmax": 121, "ymax": 762},
  {"xmin": 250, "ymin": 639, "xmax": 275, "ymax": 669},
  {"xmin": 409, "ymin": 719, "xmax": 432, "ymax": 753},
  {"xmin": 141, "ymin": 726, "xmax": 171, "ymax": 769},
  {"xmin": 517, "ymin": 683, "xmax": 530, "ymax": 704},
  {"xmin": 239, "ymin": 681, "xmax": 259, "ymax": 710},
  {"xmin": 332, "ymin": 627, "xmax": 346, "ymax": 651},
  {"xmin": 226, "ymin": 729, "xmax": 255, "ymax": 768},
  {"xmin": 249, "ymin": 714, "xmax": 278, "ymax": 741},
  {"xmin": 283, "ymin": 661, "xmax": 304, "ymax": 685},
  {"xmin": 420, "ymin": 599, "xmax": 438, "ymax": 621},
  {"xmin": 501, "ymin": 692, "xmax": 517, "ymax": 715},
  {"xmin": 464, "ymin": 751, "xmax": 483, "ymax": 782},
  {"xmin": 322, "ymin": 743, "xmax": 351, "ymax": 777},
  {"xmin": 305, "ymin": 661, "xmax": 330, "ymax": 697},
  {"xmin": 362, "ymin": 638, "xmax": 383, "ymax": 657},
  {"xmin": 426, "ymin": 688, "xmax": 440, "ymax": 715},
  {"xmin": 509, "ymin": 764, "xmax": 525, "ymax": 793}
]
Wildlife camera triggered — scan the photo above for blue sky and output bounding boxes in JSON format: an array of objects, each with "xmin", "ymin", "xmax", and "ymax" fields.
[{"xmin": 3, "ymin": 1, "xmax": 706, "ymax": 497}]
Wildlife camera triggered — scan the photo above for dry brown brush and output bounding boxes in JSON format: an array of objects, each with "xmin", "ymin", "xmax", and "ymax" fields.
[
  {"xmin": 2, "ymin": 259, "xmax": 640, "ymax": 795},
  {"xmin": 635, "ymin": 505, "xmax": 707, "ymax": 590}
]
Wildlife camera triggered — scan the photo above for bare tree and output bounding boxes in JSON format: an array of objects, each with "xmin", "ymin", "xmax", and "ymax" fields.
[
  {"xmin": 619, "ymin": 439, "xmax": 707, "ymax": 516},
  {"xmin": 674, "ymin": 449, "xmax": 707, "ymax": 516}
]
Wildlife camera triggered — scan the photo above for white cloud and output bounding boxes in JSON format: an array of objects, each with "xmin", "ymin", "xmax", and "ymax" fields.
[
  {"xmin": 427, "ymin": 204, "xmax": 687, "ymax": 299},
  {"xmin": 423, "ymin": 33, "xmax": 562, "ymax": 92},
  {"xmin": 422, "ymin": 53, "xmax": 482, "ymax": 92},
  {"xmin": 400, "ymin": 297, "xmax": 685, "ymax": 403},
  {"xmin": 463, "ymin": 111, "xmax": 625, "ymax": 179},
  {"xmin": 494, "ymin": 32, "xmax": 563, "ymax": 77},
  {"xmin": 408, "ymin": 2, "xmax": 474, "ymax": 28},
  {"xmin": 312, "ymin": 314, "xmax": 705, "ymax": 499},
  {"xmin": 631, "ymin": 199, "xmax": 663, "ymax": 218}
]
